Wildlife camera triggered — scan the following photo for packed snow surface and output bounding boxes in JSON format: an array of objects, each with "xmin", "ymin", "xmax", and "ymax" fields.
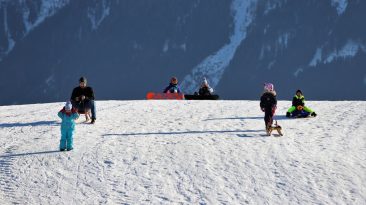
[{"xmin": 0, "ymin": 100, "xmax": 365, "ymax": 204}]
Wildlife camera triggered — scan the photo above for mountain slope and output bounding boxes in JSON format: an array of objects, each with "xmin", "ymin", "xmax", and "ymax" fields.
[
  {"xmin": 0, "ymin": 0, "xmax": 366, "ymax": 105},
  {"xmin": 0, "ymin": 100, "xmax": 365, "ymax": 204}
]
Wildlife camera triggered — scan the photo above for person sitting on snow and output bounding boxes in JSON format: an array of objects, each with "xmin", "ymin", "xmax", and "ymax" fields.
[
  {"xmin": 260, "ymin": 83, "xmax": 277, "ymax": 131},
  {"xmin": 286, "ymin": 89, "xmax": 317, "ymax": 118},
  {"xmin": 197, "ymin": 78, "xmax": 214, "ymax": 96},
  {"xmin": 71, "ymin": 77, "xmax": 96, "ymax": 124},
  {"xmin": 163, "ymin": 76, "xmax": 181, "ymax": 93}
]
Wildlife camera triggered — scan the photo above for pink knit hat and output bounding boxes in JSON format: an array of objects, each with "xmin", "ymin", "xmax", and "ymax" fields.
[{"xmin": 264, "ymin": 83, "xmax": 274, "ymax": 92}]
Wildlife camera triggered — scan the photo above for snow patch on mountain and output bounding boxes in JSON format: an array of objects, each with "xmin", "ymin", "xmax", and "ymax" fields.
[
  {"xmin": 180, "ymin": 43, "xmax": 187, "ymax": 52},
  {"xmin": 21, "ymin": 0, "xmax": 70, "ymax": 33},
  {"xmin": 45, "ymin": 75, "xmax": 55, "ymax": 87},
  {"xmin": 181, "ymin": 0, "xmax": 257, "ymax": 93},
  {"xmin": 258, "ymin": 32, "xmax": 292, "ymax": 61},
  {"xmin": 163, "ymin": 40, "xmax": 169, "ymax": 53},
  {"xmin": 176, "ymin": 0, "xmax": 201, "ymax": 26},
  {"xmin": 1, "ymin": 7, "xmax": 15, "ymax": 57},
  {"xmin": 162, "ymin": 40, "xmax": 186, "ymax": 53},
  {"xmin": 309, "ymin": 40, "xmax": 365, "ymax": 67},
  {"xmin": 87, "ymin": 0, "xmax": 111, "ymax": 30},
  {"xmin": 263, "ymin": 0, "xmax": 285, "ymax": 15},
  {"xmin": 330, "ymin": 0, "xmax": 348, "ymax": 15},
  {"xmin": 268, "ymin": 60, "xmax": 276, "ymax": 70},
  {"xmin": 0, "ymin": 0, "xmax": 69, "ymax": 61},
  {"xmin": 324, "ymin": 40, "xmax": 363, "ymax": 64},
  {"xmin": 277, "ymin": 32, "xmax": 291, "ymax": 49},
  {"xmin": 259, "ymin": 44, "xmax": 272, "ymax": 60},
  {"xmin": 293, "ymin": 68, "xmax": 304, "ymax": 77},
  {"xmin": 309, "ymin": 48, "xmax": 323, "ymax": 67}
]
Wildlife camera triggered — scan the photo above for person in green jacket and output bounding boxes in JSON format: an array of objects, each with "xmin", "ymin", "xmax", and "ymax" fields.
[{"xmin": 286, "ymin": 90, "xmax": 317, "ymax": 118}]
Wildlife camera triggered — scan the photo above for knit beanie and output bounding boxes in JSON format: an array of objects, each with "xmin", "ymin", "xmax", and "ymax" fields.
[
  {"xmin": 79, "ymin": 77, "xmax": 87, "ymax": 83},
  {"xmin": 65, "ymin": 101, "xmax": 72, "ymax": 111},
  {"xmin": 264, "ymin": 83, "xmax": 274, "ymax": 92}
]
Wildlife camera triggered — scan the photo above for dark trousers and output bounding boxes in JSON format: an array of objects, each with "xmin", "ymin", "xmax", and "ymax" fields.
[
  {"xmin": 72, "ymin": 100, "xmax": 96, "ymax": 120},
  {"xmin": 264, "ymin": 107, "xmax": 276, "ymax": 127}
]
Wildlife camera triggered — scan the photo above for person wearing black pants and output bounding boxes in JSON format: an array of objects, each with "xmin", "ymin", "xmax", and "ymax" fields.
[
  {"xmin": 260, "ymin": 83, "xmax": 277, "ymax": 131},
  {"xmin": 70, "ymin": 77, "xmax": 96, "ymax": 124}
]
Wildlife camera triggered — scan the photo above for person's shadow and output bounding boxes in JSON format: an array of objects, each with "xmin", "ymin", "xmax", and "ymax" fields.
[
  {"xmin": 0, "ymin": 120, "xmax": 59, "ymax": 128},
  {"xmin": 273, "ymin": 115, "xmax": 304, "ymax": 120},
  {"xmin": 237, "ymin": 134, "xmax": 270, "ymax": 138},
  {"xmin": 103, "ymin": 129, "xmax": 263, "ymax": 137},
  {"xmin": 205, "ymin": 115, "xmax": 294, "ymax": 121},
  {"xmin": 0, "ymin": 150, "xmax": 60, "ymax": 158},
  {"xmin": 204, "ymin": 116, "xmax": 263, "ymax": 121}
]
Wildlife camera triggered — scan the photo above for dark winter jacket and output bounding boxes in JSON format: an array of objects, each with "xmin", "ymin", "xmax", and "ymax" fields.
[
  {"xmin": 71, "ymin": 86, "xmax": 95, "ymax": 102},
  {"xmin": 163, "ymin": 83, "xmax": 181, "ymax": 93},
  {"xmin": 292, "ymin": 95, "xmax": 305, "ymax": 107},
  {"xmin": 260, "ymin": 91, "xmax": 277, "ymax": 111},
  {"xmin": 198, "ymin": 87, "xmax": 212, "ymax": 96}
]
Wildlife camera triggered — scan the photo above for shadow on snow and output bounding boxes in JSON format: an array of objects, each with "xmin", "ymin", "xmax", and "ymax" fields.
[
  {"xmin": 204, "ymin": 116, "xmax": 263, "ymax": 121},
  {"xmin": 103, "ymin": 129, "xmax": 264, "ymax": 137},
  {"xmin": 0, "ymin": 120, "xmax": 59, "ymax": 128},
  {"xmin": 0, "ymin": 150, "xmax": 60, "ymax": 158},
  {"xmin": 205, "ymin": 115, "xmax": 297, "ymax": 121}
]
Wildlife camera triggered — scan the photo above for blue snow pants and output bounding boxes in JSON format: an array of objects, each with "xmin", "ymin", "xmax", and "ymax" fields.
[{"xmin": 60, "ymin": 129, "xmax": 74, "ymax": 150}]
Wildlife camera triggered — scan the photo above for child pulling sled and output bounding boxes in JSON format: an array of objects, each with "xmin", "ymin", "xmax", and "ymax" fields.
[{"xmin": 260, "ymin": 83, "xmax": 283, "ymax": 136}]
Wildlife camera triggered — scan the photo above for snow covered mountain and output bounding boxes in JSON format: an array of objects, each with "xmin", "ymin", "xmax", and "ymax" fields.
[
  {"xmin": 0, "ymin": 0, "xmax": 365, "ymax": 105},
  {"xmin": 0, "ymin": 100, "xmax": 365, "ymax": 204}
]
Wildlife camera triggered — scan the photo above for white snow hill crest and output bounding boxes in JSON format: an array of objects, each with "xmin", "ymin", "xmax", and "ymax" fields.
[{"xmin": 0, "ymin": 100, "xmax": 365, "ymax": 204}]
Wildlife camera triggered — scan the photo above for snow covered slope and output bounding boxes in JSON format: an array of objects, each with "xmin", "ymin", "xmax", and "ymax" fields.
[{"xmin": 0, "ymin": 100, "xmax": 365, "ymax": 204}]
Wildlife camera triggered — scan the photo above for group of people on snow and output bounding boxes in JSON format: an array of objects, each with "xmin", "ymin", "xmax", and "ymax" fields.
[
  {"xmin": 260, "ymin": 83, "xmax": 317, "ymax": 132},
  {"xmin": 163, "ymin": 76, "xmax": 214, "ymax": 96},
  {"xmin": 57, "ymin": 76, "xmax": 316, "ymax": 151},
  {"xmin": 58, "ymin": 77, "xmax": 96, "ymax": 151}
]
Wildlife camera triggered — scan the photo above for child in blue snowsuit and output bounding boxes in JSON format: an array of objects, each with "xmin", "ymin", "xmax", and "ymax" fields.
[{"xmin": 58, "ymin": 101, "xmax": 79, "ymax": 151}]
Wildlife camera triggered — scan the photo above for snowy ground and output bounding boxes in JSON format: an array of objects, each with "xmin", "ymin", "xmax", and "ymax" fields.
[{"xmin": 0, "ymin": 100, "xmax": 365, "ymax": 204}]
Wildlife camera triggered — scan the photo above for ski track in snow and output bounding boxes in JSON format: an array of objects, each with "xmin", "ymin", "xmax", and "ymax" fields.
[{"xmin": 0, "ymin": 100, "xmax": 365, "ymax": 204}]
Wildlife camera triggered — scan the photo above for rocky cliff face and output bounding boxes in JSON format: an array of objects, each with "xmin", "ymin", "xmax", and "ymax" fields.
[{"xmin": 0, "ymin": 0, "xmax": 365, "ymax": 105}]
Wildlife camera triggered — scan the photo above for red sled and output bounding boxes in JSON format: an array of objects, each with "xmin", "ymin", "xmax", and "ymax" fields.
[{"xmin": 146, "ymin": 92, "xmax": 185, "ymax": 100}]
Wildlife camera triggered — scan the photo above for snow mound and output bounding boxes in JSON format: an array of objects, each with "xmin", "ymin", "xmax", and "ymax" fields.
[{"xmin": 0, "ymin": 100, "xmax": 365, "ymax": 204}]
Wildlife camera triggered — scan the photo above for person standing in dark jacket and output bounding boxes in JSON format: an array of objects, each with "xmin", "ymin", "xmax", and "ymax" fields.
[
  {"xmin": 260, "ymin": 83, "xmax": 277, "ymax": 132},
  {"xmin": 71, "ymin": 77, "xmax": 96, "ymax": 124}
]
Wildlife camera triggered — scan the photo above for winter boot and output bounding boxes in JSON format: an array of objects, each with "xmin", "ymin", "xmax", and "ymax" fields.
[{"xmin": 265, "ymin": 122, "xmax": 272, "ymax": 136}]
